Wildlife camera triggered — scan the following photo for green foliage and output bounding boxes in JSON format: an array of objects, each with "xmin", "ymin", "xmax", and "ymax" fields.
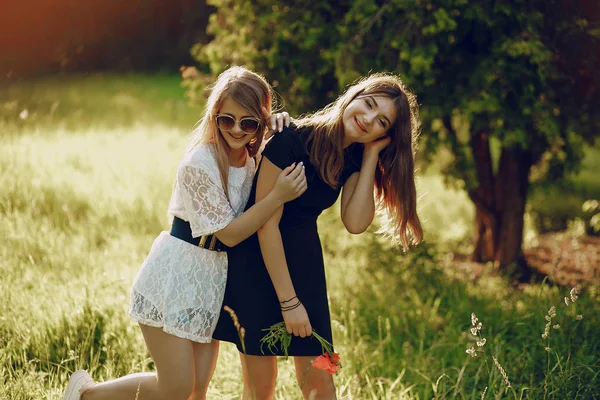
[
  {"xmin": 582, "ymin": 200, "xmax": 600, "ymax": 235},
  {"xmin": 529, "ymin": 144, "xmax": 600, "ymax": 233},
  {"xmin": 193, "ymin": 0, "xmax": 599, "ymax": 196},
  {"xmin": 194, "ymin": 0, "xmax": 346, "ymax": 111}
]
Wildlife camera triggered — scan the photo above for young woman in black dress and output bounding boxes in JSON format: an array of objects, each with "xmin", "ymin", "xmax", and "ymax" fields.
[{"xmin": 213, "ymin": 73, "xmax": 423, "ymax": 399}]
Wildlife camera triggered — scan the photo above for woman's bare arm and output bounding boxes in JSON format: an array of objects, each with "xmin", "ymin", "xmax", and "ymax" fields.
[{"xmin": 255, "ymin": 158, "xmax": 312, "ymax": 338}]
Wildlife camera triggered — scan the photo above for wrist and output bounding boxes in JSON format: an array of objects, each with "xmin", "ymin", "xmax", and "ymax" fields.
[
  {"xmin": 279, "ymin": 295, "xmax": 298, "ymax": 304},
  {"xmin": 266, "ymin": 190, "xmax": 286, "ymax": 207},
  {"xmin": 362, "ymin": 151, "xmax": 380, "ymax": 164},
  {"xmin": 280, "ymin": 296, "xmax": 302, "ymax": 312}
]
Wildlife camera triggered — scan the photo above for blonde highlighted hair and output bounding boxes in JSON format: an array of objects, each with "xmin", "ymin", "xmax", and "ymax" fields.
[
  {"xmin": 295, "ymin": 73, "xmax": 423, "ymax": 250},
  {"xmin": 188, "ymin": 66, "xmax": 273, "ymax": 200}
]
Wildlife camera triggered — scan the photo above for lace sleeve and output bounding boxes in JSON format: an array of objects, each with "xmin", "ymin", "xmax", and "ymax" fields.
[{"xmin": 177, "ymin": 164, "xmax": 236, "ymax": 237}]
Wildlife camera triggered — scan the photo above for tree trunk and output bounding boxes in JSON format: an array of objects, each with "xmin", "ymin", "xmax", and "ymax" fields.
[
  {"xmin": 494, "ymin": 147, "xmax": 532, "ymax": 265},
  {"xmin": 469, "ymin": 131, "xmax": 533, "ymax": 270},
  {"xmin": 470, "ymin": 131, "xmax": 498, "ymax": 262}
]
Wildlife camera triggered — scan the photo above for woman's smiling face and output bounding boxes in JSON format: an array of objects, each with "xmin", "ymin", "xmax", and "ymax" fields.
[
  {"xmin": 216, "ymin": 97, "xmax": 260, "ymax": 151},
  {"xmin": 342, "ymin": 94, "xmax": 397, "ymax": 146}
]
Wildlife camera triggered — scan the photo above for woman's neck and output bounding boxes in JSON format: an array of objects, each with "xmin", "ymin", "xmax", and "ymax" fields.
[
  {"xmin": 342, "ymin": 136, "xmax": 353, "ymax": 149},
  {"xmin": 228, "ymin": 147, "xmax": 247, "ymax": 168}
]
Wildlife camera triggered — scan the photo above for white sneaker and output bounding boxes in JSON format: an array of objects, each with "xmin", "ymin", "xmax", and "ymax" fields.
[{"xmin": 62, "ymin": 370, "xmax": 95, "ymax": 400}]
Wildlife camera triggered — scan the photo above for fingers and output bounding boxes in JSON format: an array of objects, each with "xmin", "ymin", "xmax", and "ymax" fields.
[
  {"xmin": 284, "ymin": 161, "xmax": 304, "ymax": 179},
  {"xmin": 280, "ymin": 162, "xmax": 297, "ymax": 176},
  {"xmin": 293, "ymin": 164, "xmax": 306, "ymax": 184},
  {"xmin": 269, "ymin": 114, "xmax": 278, "ymax": 131},
  {"xmin": 293, "ymin": 165, "xmax": 307, "ymax": 194},
  {"xmin": 269, "ymin": 113, "xmax": 284, "ymax": 131},
  {"xmin": 298, "ymin": 326, "xmax": 308, "ymax": 338},
  {"xmin": 374, "ymin": 136, "xmax": 392, "ymax": 151},
  {"xmin": 277, "ymin": 112, "xmax": 290, "ymax": 131},
  {"xmin": 292, "ymin": 324, "xmax": 312, "ymax": 338},
  {"xmin": 296, "ymin": 179, "xmax": 307, "ymax": 196},
  {"xmin": 268, "ymin": 112, "xmax": 291, "ymax": 132},
  {"xmin": 286, "ymin": 323, "xmax": 293, "ymax": 335}
]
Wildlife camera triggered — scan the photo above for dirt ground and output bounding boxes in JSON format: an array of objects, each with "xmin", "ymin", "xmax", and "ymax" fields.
[
  {"xmin": 523, "ymin": 234, "xmax": 600, "ymax": 287},
  {"xmin": 452, "ymin": 234, "xmax": 600, "ymax": 287}
]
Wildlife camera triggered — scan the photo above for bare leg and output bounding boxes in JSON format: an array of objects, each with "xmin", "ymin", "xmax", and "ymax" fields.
[
  {"xmin": 188, "ymin": 340, "xmax": 219, "ymax": 400},
  {"xmin": 294, "ymin": 356, "xmax": 336, "ymax": 400},
  {"xmin": 81, "ymin": 324, "xmax": 195, "ymax": 400},
  {"xmin": 239, "ymin": 353, "xmax": 277, "ymax": 400}
]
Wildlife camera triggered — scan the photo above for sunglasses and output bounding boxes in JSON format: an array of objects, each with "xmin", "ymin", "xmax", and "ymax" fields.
[{"xmin": 215, "ymin": 114, "xmax": 261, "ymax": 135}]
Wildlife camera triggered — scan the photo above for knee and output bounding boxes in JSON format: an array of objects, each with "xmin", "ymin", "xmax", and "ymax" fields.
[
  {"xmin": 158, "ymin": 376, "xmax": 193, "ymax": 400},
  {"xmin": 245, "ymin": 375, "xmax": 276, "ymax": 400},
  {"xmin": 298, "ymin": 372, "xmax": 335, "ymax": 400}
]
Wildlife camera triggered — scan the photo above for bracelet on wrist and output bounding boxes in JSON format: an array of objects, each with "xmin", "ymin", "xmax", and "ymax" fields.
[
  {"xmin": 281, "ymin": 299, "xmax": 302, "ymax": 312},
  {"xmin": 279, "ymin": 295, "xmax": 298, "ymax": 304}
]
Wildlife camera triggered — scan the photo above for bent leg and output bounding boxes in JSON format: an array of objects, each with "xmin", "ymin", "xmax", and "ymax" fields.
[
  {"xmin": 82, "ymin": 324, "xmax": 195, "ymax": 400},
  {"xmin": 239, "ymin": 354, "xmax": 277, "ymax": 400},
  {"xmin": 189, "ymin": 340, "xmax": 219, "ymax": 400},
  {"xmin": 294, "ymin": 356, "xmax": 336, "ymax": 400}
]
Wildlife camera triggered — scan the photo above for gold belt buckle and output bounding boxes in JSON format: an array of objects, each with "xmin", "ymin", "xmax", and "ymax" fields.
[
  {"xmin": 208, "ymin": 235, "xmax": 218, "ymax": 251},
  {"xmin": 199, "ymin": 235, "xmax": 208, "ymax": 248}
]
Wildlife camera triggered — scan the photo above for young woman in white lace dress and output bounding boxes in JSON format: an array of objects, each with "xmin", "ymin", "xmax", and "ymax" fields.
[{"xmin": 62, "ymin": 66, "xmax": 307, "ymax": 400}]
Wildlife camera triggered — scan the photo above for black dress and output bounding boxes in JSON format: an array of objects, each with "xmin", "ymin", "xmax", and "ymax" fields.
[{"xmin": 212, "ymin": 125, "xmax": 362, "ymax": 356}]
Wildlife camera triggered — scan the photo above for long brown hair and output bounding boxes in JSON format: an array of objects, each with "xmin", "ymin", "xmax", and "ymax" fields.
[
  {"xmin": 295, "ymin": 73, "xmax": 423, "ymax": 250},
  {"xmin": 188, "ymin": 66, "xmax": 273, "ymax": 200}
]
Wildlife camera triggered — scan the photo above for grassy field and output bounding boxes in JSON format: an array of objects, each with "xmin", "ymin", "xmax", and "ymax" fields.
[{"xmin": 1, "ymin": 74, "xmax": 599, "ymax": 399}]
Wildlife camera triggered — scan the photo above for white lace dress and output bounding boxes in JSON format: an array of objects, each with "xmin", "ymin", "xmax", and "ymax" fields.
[{"xmin": 129, "ymin": 143, "xmax": 254, "ymax": 342}]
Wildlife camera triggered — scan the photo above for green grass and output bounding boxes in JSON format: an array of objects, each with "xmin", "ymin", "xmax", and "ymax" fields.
[
  {"xmin": 1, "ymin": 75, "xmax": 599, "ymax": 399},
  {"xmin": 529, "ymin": 144, "xmax": 600, "ymax": 233},
  {"xmin": 1, "ymin": 73, "xmax": 202, "ymax": 133}
]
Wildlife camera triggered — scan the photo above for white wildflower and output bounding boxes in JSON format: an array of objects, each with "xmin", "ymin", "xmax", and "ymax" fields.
[
  {"xmin": 477, "ymin": 338, "xmax": 487, "ymax": 347},
  {"xmin": 576, "ymin": 315, "xmax": 583, "ymax": 320},
  {"xmin": 570, "ymin": 287, "xmax": 579, "ymax": 303},
  {"xmin": 466, "ymin": 347, "xmax": 477, "ymax": 357},
  {"xmin": 542, "ymin": 321, "xmax": 551, "ymax": 339}
]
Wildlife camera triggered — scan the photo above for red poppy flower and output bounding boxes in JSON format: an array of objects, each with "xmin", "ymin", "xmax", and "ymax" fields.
[{"xmin": 312, "ymin": 352, "xmax": 341, "ymax": 374}]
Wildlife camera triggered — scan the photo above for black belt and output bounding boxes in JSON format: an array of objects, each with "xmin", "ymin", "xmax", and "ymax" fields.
[{"xmin": 170, "ymin": 216, "xmax": 227, "ymax": 252}]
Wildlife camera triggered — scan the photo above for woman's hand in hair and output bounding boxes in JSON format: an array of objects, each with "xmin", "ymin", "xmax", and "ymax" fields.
[{"xmin": 364, "ymin": 136, "xmax": 391, "ymax": 160}]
